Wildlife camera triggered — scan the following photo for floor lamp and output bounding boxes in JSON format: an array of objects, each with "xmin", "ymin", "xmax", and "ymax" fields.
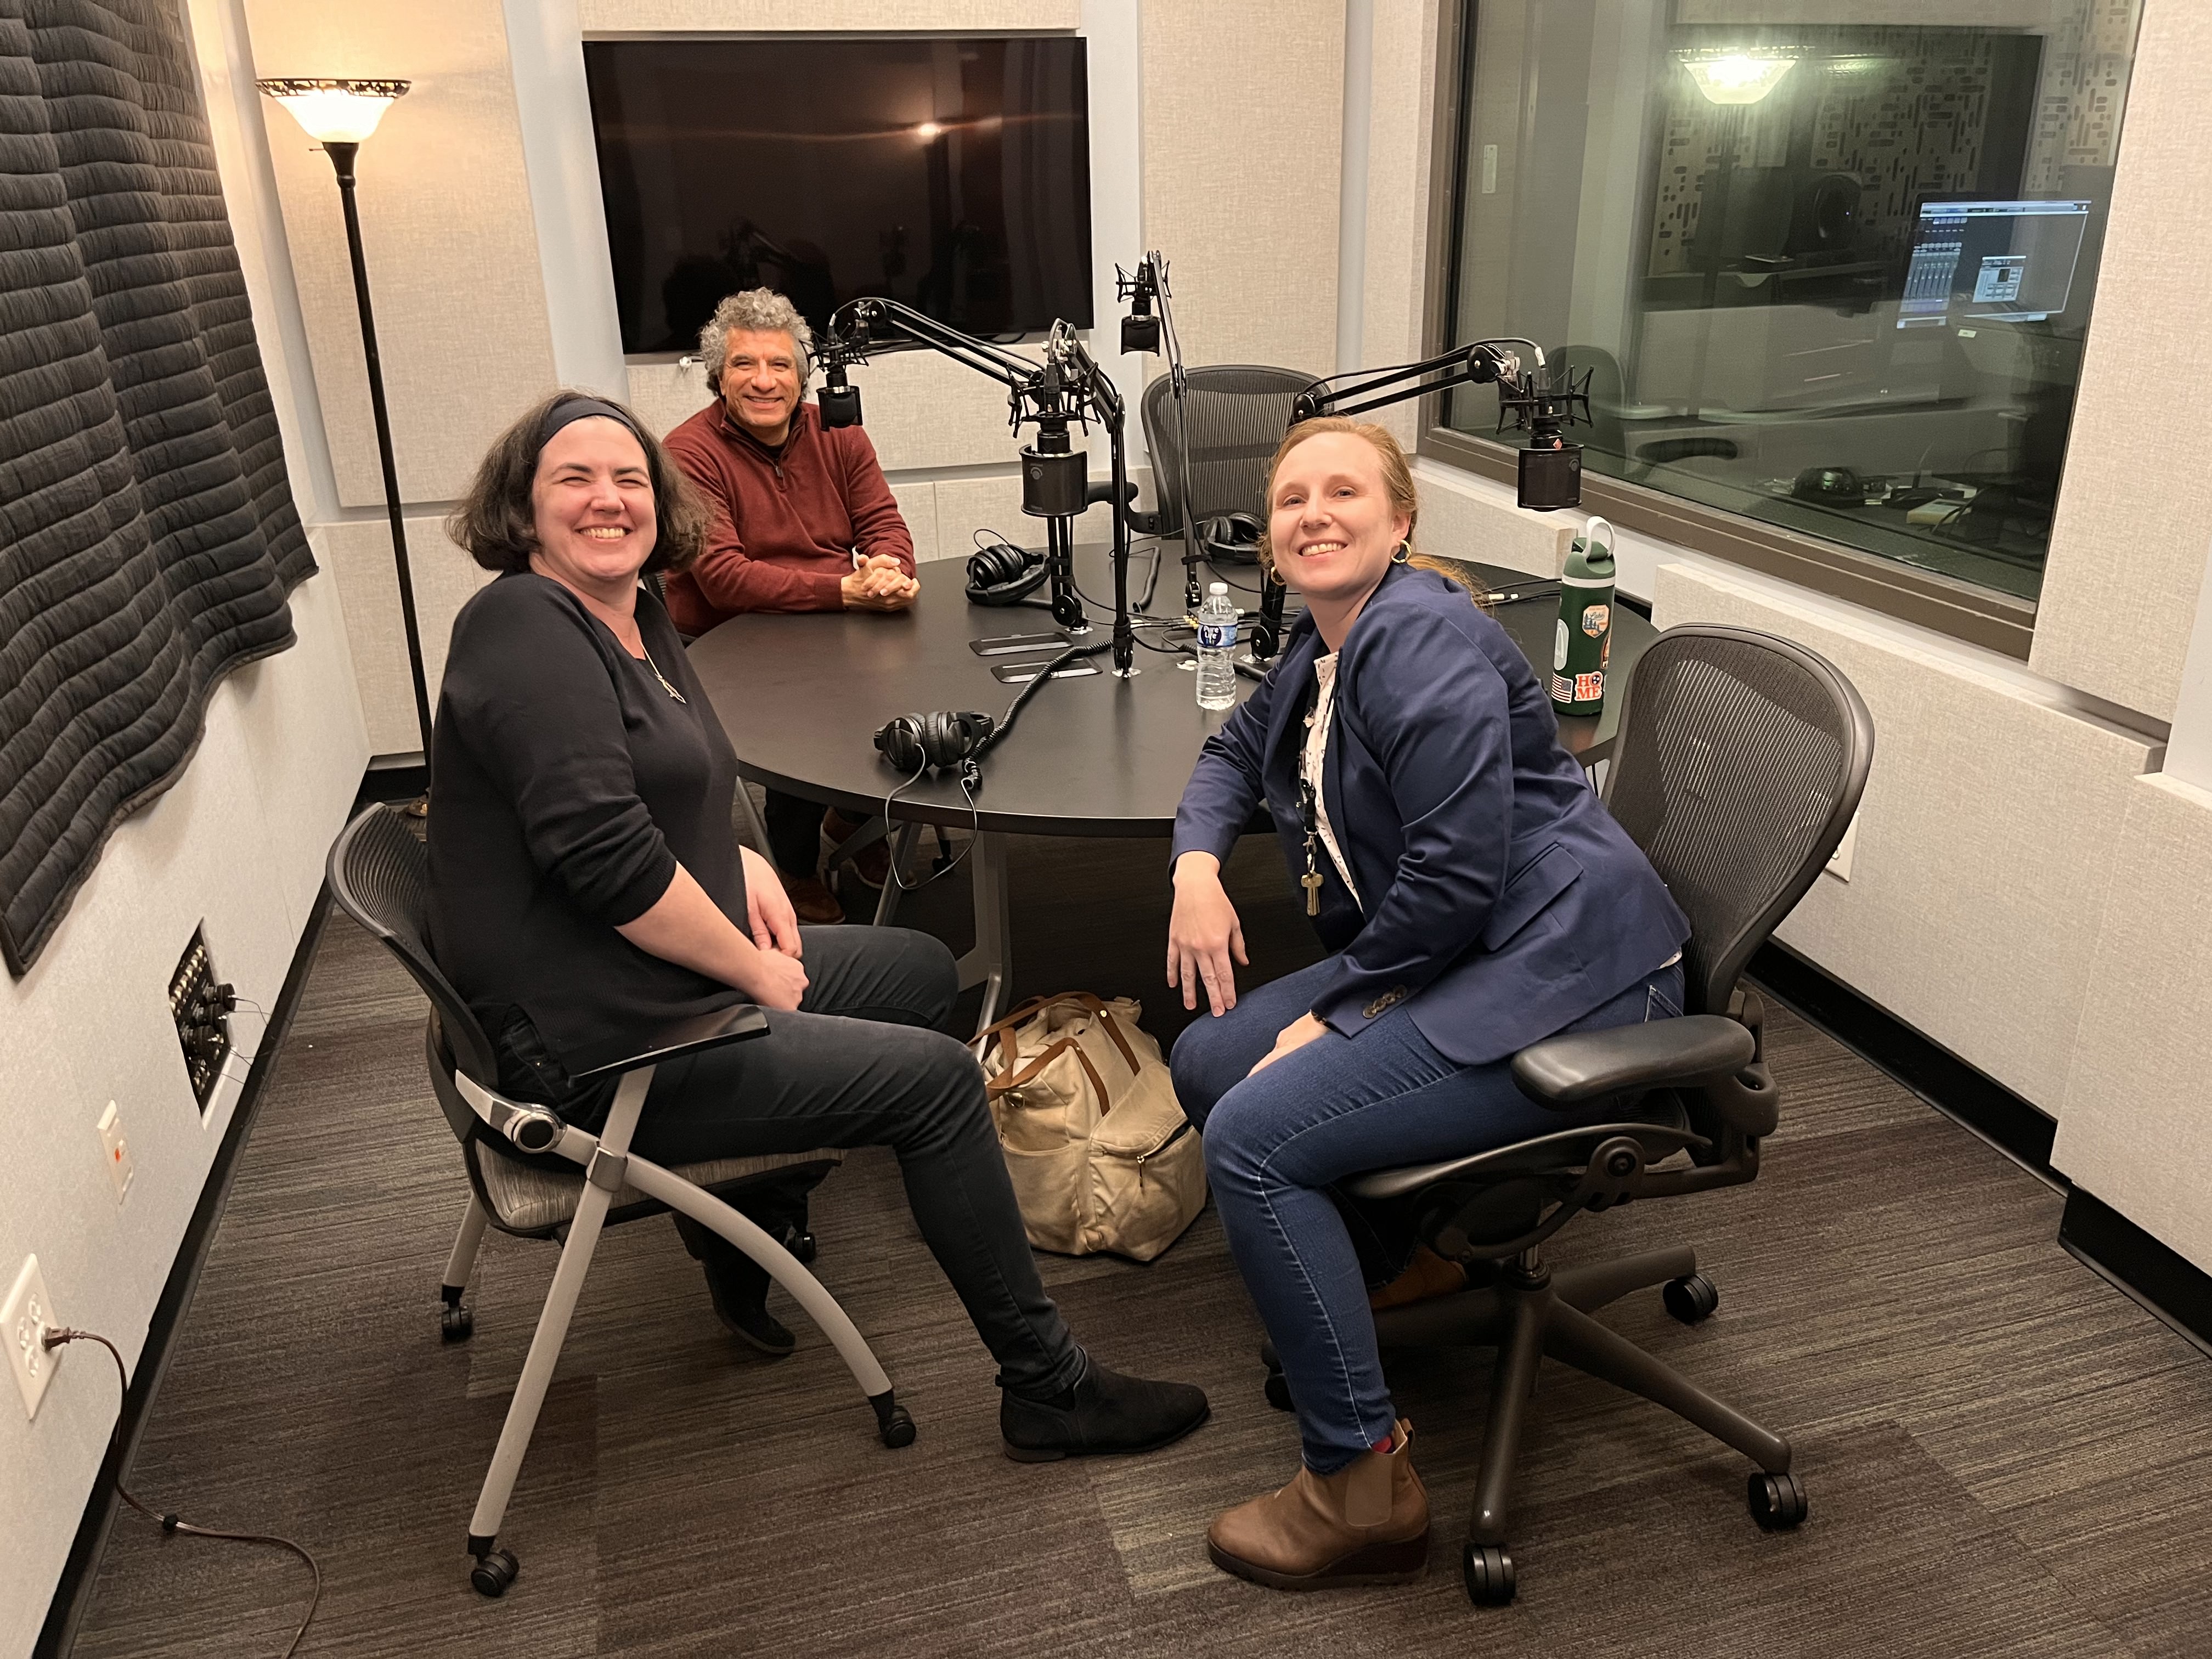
[{"xmin": 257, "ymin": 78, "xmax": 435, "ymax": 772}]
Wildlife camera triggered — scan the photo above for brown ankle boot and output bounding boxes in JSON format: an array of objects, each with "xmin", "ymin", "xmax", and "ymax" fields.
[
  {"xmin": 1369, "ymin": 1245, "xmax": 1468, "ymax": 1312},
  {"xmin": 1207, "ymin": 1419, "xmax": 1429, "ymax": 1590}
]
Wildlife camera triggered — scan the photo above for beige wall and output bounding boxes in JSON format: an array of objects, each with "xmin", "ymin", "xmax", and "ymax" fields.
[
  {"xmin": 1652, "ymin": 564, "xmax": 2163, "ymax": 1111},
  {"xmin": 322, "ymin": 514, "xmax": 494, "ymax": 753},
  {"xmin": 249, "ymin": 0, "xmax": 559, "ymax": 510},
  {"xmin": 2052, "ymin": 772, "xmax": 2212, "ymax": 1272},
  {"xmin": 2033, "ymin": 0, "xmax": 2207, "ymax": 724},
  {"xmin": 1142, "ymin": 0, "xmax": 1345, "ymax": 379}
]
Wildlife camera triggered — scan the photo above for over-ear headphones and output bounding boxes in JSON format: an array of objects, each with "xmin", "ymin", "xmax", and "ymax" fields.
[
  {"xmin": 1199, "ymin": 511, "xmax": 1265, "ymax": 565},
  {"xmin": 964, "ymin": 531, "xmax": 1049, "ymax": 606},
  {"xmin": 873, "ymin": 709, "xmax": 996, "ymax": 778}
]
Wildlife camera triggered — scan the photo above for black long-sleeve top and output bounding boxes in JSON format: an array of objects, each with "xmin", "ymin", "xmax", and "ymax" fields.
[{"xmin": 427, "ymin": 572, "xmax": 748, "ymax": 1076}]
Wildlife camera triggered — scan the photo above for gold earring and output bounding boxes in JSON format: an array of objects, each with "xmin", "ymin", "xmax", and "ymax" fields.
[{"xmin": 1391, "ymin": 539, "xmax": 1411, "ymax": 564}]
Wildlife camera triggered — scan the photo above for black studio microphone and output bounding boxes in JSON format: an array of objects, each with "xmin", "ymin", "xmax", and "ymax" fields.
[
  {"xmin": 1121, "ymin": 259, "xmax": 1160, "ymax": 354},
  {"xmin": 818, "ymin": 359, "xmax": 861, "ymax": 428}
]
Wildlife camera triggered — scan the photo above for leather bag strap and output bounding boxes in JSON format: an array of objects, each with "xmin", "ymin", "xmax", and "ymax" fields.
[{"xmin": 983, "ymin": 1035, "xmax": 1110, "ymax": 1110}]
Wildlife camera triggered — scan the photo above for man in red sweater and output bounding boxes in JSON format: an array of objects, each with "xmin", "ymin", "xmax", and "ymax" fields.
[{"xmin": 664, "ymin": 288, "xmax": 918, "ymax": 922}]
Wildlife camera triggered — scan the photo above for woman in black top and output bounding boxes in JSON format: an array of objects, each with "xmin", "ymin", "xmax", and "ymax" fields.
[{"xmin": 428, "ymin": 391, "xmax": 1205, "ymax": 1460}]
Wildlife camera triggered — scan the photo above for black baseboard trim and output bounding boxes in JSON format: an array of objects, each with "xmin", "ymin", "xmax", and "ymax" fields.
[
  {"xmin": 35, "ymin": 884, "xmax": 334, "ymax": 1659},
  {"xmin": 1747, "ymin": 939, "xmax": 2212, "ymax": 1365},
  {"xmin": 1746, "ymin": 939, "xmax": 2059, "ymax": 1186},
  {"xmin": 2059, "ymin": 1190, "xmax": 2212, "ymax": 1359}
]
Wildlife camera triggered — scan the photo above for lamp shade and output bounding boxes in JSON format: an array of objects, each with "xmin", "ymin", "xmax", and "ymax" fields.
[
  {"xmin": 1678, "ymin": 52, "xmax": 1797, "ymax": 106},
  {"xmin": 257, "ymin": 78, "xmax": 410, "ymax": 143}
]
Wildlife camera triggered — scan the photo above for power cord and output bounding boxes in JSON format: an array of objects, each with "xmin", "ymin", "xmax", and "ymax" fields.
[{"xmin": 41, "ymin": 1327, "xmax": 322, "ymax": 1658}]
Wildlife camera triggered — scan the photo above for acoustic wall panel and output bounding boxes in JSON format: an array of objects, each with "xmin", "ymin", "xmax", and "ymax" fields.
[
  {"xmin": 0, "ymin": 0, "xmax": 313, "ymax": 973},
  {"xmin": 1141, "ymin": 0, "xmax": 1345, "ymax": 381}
]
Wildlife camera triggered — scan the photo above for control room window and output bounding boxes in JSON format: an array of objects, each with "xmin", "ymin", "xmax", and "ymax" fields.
[{"xmin": 1437, "ymin": 1, "xmax": 2141, "ymax": 606}]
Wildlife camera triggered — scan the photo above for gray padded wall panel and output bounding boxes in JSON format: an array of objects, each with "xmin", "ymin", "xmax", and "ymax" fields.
[{"xmin": 0, "ymin": 0, "xmax": 311, "ymax": 973}]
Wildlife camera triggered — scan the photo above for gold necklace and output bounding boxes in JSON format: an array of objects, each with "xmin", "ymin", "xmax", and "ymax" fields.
[{"xmin": 639, "ymin": 643, "xmax": 686, "ymax": 703}]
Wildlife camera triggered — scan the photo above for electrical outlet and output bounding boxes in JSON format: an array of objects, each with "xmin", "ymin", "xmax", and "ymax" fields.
[
  {"xmin": 5, "ymin": 1255, "xmax": 62, "ymax": 1420},
  {"xmin": 1825, "ymin": 812, "xmax": 1861, "ymax": 882},
  {"xmin": 97, "ymin": 1101, "xmax": 134, "ymax": 1201}
]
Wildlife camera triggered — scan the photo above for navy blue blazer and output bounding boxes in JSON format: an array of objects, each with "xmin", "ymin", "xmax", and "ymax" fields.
[{"xmin": 1170, "ymin": 564, "xmax": 1689, "ymax": 1065}]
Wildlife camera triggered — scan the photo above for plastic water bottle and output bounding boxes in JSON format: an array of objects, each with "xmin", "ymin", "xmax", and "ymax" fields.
[{"xmin": 1195, "ymin": 583, "xmax": 1238, "ymax": 710}]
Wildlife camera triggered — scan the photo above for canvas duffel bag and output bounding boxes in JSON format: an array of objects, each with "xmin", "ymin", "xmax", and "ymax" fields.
[{"xmin": 971, "ymin": 993, "xmax": 1206, "ymax": 1262}]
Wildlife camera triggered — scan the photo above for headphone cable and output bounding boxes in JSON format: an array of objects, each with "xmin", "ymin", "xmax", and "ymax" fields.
[{"xmin": 879, "ymin": 638, "xmax": 1112, "ymax": 892}]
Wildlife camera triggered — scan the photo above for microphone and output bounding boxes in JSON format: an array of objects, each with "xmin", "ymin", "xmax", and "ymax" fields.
[
  {"xmin": 1120, "ymin": 258, "xmax": 1160, "ymax": 354},
  {"xmin": 818, "ymin": 360, "xmax": 861, "ymax": 428}
]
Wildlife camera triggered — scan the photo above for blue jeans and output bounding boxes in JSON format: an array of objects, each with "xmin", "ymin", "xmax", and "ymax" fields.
[{"xmin": 1170, "ymin": 955, "xmax": 1684, "ymax": 1473}]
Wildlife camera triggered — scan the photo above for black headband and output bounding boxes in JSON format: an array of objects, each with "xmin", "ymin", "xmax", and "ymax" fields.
[{"xmin": 535, "ymin": 396, "xmax": 645, "ymax": 457}]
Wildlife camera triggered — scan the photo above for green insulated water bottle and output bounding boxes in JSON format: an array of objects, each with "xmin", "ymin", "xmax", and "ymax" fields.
[{"xmin": 1551, "ymin": 515, "xmax": 1616, "ymax": 716}]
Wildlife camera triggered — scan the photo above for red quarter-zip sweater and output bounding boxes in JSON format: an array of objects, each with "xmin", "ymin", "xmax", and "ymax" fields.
[{"xmin": 661, "ymin": 399, "xmax": 915, "ymax": 633}]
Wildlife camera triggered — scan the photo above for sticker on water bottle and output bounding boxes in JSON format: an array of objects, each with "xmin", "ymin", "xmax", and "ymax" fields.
[
  {"xmin": 1553, "ymin": 619, "xmax": 1568, "ymax": 670},
  {"xmin": 1198, "ymin": 621, "xmax": 1238, "ymax": 649}
]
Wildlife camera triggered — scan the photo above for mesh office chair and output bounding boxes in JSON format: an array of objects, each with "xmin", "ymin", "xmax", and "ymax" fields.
[
  {"xmin": 1140, "ymin": 364, "xmax": 1314, "ymax": 546},
  {"xmin": 326, "ymin": 805, "xmax": 914, "ymax": 1599},
  {"xmin": 1266, "ymin": 625, "xmax": 1874, "ymax": 1607}
]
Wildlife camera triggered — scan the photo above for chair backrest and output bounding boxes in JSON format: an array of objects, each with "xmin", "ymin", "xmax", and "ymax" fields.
[
  {"xmin": 1602, "ymin": 625, "xmax": 1874, "ymax": 1018},
  {"xmin": 1141, "ymin": 364, "xmax": 1315, "ymax": 534},
  {"xmin": 325, "ymin": 804, "xmax": 501, "ymax": 1092}
]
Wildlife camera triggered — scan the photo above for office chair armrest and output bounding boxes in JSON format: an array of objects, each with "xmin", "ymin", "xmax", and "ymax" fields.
[
  {"xmin": 1511, "ymin": 1016, "xmax": 1755, "ymax": 1109},
  {"xmin": 564, "ymin": 1003, "xmax": 771, "ymax": 1083}
]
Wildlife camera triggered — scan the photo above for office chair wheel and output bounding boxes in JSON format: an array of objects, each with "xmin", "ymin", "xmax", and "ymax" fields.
[
  {"xmin": 783, "ymin": 1226, "xmax": 819, "ymax": 1266},
  {"xmin": 1748, "ymin": 1471, "xmax": 1808, "ymax": 1531},
  {"xmin": 470, "ymin": 1547, "xmax": 519, "ymax": 1598},
  {"xmin": 870, "ymin": 1388, "xmax": 917, "ymax": 1449},
  {"xmin": 439, "ymin": 1303, "xmax": 473, "ymax": 1341},
  {"xmin": 1462, "ymin": 1542, "xmax": 1516, "ymax": 1606},
  {"xmin": 1663, "ymin": 1272, "xmax": 1719, "ymax": 1324},
  {"xmin": 1263, "ymin": 1369, "xmax": 1293, "ymax": 1412}
]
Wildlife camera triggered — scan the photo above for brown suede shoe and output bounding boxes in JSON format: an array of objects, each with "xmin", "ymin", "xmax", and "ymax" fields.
[
  {"xmin": 1369, "ymin": 1245, "xmax": 1468, "ymax": 1312},
  {"xmin": 782, "ymin": 874, "xmax": 844, "ymax": 926},
  {"xmin": 822, "ymin": 808, "xmax": 891, "ymax": 889},
  {"xmin": 1207, "ymin": 1419, "xmax": 1429, "ymax": 1590}
]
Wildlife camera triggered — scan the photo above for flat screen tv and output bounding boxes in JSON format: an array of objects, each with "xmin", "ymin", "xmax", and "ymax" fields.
[{"xmin": 584, "ymin": 36, "xmax": 1093, "ymax": 356}]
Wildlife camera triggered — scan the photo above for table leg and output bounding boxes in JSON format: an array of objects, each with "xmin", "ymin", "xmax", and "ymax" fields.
[
  {"xmin": 953, "ymin": 831, "xmax": 1013, "ymax": 1035},
  {"xmin": 872, "ymin": 822, "xmax": 919, "ymax": 927}
]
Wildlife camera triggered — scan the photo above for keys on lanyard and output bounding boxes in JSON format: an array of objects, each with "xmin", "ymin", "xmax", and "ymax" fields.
[{"xmin": 1297, "ymin": 778, "xmax": 1324, "ymax": 916}]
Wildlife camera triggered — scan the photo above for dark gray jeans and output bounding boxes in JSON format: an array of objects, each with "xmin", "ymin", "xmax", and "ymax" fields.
[{"xmin": 627, "ymin": 926, "xmax": 1084, "ymax": 1398}]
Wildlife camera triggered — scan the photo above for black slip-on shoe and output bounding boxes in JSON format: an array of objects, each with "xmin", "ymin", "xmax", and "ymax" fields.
[
  {"xmin": 1001, "ymin": 1362, "xmax": 1210, "ymax": 1462},
  {"xmin": 674, "ymin": 1214, "xmax": 796, "ymax": 1357}
]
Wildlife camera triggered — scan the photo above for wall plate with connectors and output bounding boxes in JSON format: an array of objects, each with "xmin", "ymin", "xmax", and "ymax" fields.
[
  {"xmin": 170, "ymin": 926, "xmax": 232, "ymax": 1111},
  {"xmin": 98, "ymin": 1101, "xmax": 134, "ymax": 1201},
  {"xmin": 6, "ymin": 1255, "xmax": 62, "ymax": 1420}
]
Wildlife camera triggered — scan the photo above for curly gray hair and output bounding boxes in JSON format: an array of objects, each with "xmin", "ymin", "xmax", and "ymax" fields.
[{"xmin": 699, "ymin": 287, "xmax": 814, "ymax": 392}]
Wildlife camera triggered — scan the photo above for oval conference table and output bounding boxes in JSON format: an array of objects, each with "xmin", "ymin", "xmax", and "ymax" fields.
[{"xmin": 688, "ymin": 546, "xmax": 1657, "ymax": 1032}]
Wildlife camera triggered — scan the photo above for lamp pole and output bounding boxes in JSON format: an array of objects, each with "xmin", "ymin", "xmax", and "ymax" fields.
[
  {"xmin": 323, "ymin": 138, "xmax": 433, "ymax": 759},
  {"xmin": 257, "ymin": 78, "xmax": 431, "ymax": 762}
]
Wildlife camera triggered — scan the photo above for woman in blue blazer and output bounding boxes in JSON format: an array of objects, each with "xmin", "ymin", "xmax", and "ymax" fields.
[{"xmin": 1167, "ymin": 419, "xmax": 1689, "ymax": 1592}]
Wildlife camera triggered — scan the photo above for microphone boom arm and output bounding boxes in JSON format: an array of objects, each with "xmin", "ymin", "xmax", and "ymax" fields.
[
  {"xmin": 1247, "ymin": 338, "xmax": 1590, "ymax": 663},
  {"xmin": 822, "ymin": 300, "xmax": 1138, "ymax": 676}
]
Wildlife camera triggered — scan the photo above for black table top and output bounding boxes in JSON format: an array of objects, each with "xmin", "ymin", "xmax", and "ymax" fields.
[{"xmin": 687, "ymin": 546, "xmax": 1655, "ymax": 838}]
